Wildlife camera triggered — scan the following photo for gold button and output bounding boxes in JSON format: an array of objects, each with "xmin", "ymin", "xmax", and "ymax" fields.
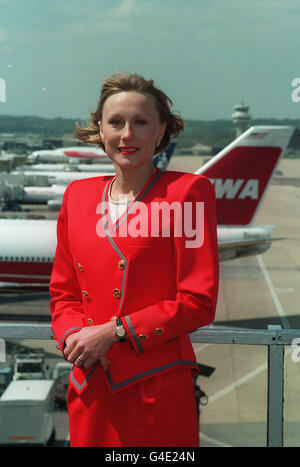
[
  {"xmin": 113, "ymin": 288, "xmax": 121, "ymax": 298},
  {"xmin": 77, "ymin": 263, "xmax": 84, "ymax": 272},
  {"xmin": 118, "ymin": 259, "xmax": 125, "ymax": 270},
  {"xmin": 82, "ymin": 290, "xmax": 89, "ymax": 297},
  {"xmin": 110, "ymin": 316, "xmax": 117, "ymax": 321},
  {"xmin": 138, "ymin": 334, "xmax": 147, "ymax": 341},
  {"xmin": 154, "ymin": 328, "xmax": 164, "ymax": 335},
  {"xmin": 87, "ymin": 318, "xmax": 93, "ymax": 325}
]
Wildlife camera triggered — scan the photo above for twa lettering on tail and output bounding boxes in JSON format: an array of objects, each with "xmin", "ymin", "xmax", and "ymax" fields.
[
  {"xmin": 195, "ymin": 126, "xmax": 295, "ymax": 226},
  {"xmin": 210, "ymin": 178, "xmax": 259, "ymax": 200}
]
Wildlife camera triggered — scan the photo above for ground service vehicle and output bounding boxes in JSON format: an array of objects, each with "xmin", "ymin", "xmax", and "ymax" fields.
[
  {"xmin": 12, "ymin": 352, "xmax": 46, "ymax": 381},
  {"xmin": 0, "ymin": 380, "xmax": 56, "ymax": 446}
]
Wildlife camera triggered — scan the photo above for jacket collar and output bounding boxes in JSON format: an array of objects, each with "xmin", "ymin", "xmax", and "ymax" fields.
[{"xmin": 104, "ymin": 167, "xmax": 162, "ymax": 234}]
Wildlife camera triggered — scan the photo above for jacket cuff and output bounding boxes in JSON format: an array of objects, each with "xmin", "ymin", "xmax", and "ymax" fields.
[
  {"xmin": 59, "ymin": 326, "xmax": 83, "ymax": 353},
  {"xmin": 122, "ymin": 315, "xmax": 144, "ymax": 354}
]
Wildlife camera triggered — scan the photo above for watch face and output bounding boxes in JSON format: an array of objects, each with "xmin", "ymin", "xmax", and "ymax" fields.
[{"xmin": 116, "ymin": 326, "xmax": 126, "ymax": 337}]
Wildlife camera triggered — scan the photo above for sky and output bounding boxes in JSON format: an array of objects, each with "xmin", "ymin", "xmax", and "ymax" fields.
[{"xmin": 0, "ymin": 0, "xmax": 300, "ymax": 121}]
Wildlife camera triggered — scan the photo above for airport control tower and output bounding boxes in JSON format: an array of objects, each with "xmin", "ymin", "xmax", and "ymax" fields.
[
  {"xmin": 0, "ymin": 78, "xmax": 6, "ymax": 156},
  {"xmin": 232, "ymin": 103, "xmax": 251, "ymax": 137},
  {"xmin": 0, "ymin": 78, "xmax": 5, "ymax": 104}
]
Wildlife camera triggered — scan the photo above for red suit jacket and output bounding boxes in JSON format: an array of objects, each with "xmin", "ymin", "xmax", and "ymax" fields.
[{"xmin": 49, "ymin": 168, "xmax": 219, "ymax": 396}]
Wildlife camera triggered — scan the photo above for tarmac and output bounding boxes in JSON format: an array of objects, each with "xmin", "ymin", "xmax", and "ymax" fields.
[
  {"xmin": 1, "ymin": 155, "xmax": 300, "ymax": 447},
  {"xmin": 172, "ymin": 157, "xmax": 300, "ymax": 447}
]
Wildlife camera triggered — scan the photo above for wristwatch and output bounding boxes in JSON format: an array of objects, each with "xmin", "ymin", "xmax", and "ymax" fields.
[{"xmin": 115, "ymin": 318, "xmax": 126, "ymax": 342}]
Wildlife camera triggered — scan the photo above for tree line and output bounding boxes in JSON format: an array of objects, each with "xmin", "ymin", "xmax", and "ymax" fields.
[{"xmin": 0, "ymin": 115, "xmax": 299, "ymax": 149}]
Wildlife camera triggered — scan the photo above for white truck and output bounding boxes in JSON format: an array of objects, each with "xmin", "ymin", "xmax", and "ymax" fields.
[
  {"xmin": 0, "ymin": 380, "xmax": 56, "ymax": 446},
  {"xmin": 12, "ymin": 352, "xmax": 47, "ymax": 381}
]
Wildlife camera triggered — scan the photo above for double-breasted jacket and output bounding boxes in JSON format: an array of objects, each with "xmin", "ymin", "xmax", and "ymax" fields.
[{"xmin": 49, "ymin": 168, "xmax": 219, "ymax": 396}]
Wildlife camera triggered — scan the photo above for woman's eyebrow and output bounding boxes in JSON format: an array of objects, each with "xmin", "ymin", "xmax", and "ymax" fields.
[{"xmin": 106, "ymin": 111, "xmax": 151, "ymax": 119}]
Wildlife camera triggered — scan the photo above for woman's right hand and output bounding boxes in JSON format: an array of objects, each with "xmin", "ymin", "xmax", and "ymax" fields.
[{"xmin": 64, "ymin": 321, "xmax": 117, "ymax": 371}]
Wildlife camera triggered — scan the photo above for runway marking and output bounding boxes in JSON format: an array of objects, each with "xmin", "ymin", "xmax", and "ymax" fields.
[
  {"xmin": 194, "ymin": 343, "xmax": 212, "ymax": 354},
  {"xmin": 199, "ymin": 431, "xmax": 232, "ymax": 447},
  {"xmin": 201, "ymin": 253, "xmax": 296, "ymax": 445},
  {"xmin": 208, "ymin": 254, "xmax": 290, "ymax": 405},
  {"xmin": 208, "ymin": 359, "xmax": 268, "ymax": 404},
  {"xmin": 256, "ymin": 254, "xmax": 291, "ymax": 329}
]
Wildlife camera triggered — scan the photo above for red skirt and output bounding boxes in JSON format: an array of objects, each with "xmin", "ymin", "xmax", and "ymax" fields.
[{"xmin": 67, "ymin": 365, "xmax": 199, "ymax": 447}]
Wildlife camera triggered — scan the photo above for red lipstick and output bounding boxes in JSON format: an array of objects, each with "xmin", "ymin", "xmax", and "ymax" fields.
[{"xmin": 118, "ymin": 146, "xmax": 139, "ymax": 155}]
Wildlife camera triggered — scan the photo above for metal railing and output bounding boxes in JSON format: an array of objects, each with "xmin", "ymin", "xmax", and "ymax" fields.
[{"xmin": 1, "ymin": 322, "xmax": 300, "ymax": 447}]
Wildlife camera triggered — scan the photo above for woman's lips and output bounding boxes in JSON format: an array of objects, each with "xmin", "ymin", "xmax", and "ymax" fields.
[{"xmin": 118, "ymin": 146, "xmax": 139, "ymax": 155}]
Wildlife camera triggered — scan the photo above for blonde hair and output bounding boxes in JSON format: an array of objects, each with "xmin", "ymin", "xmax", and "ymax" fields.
[{"xmin": 75, "ymin": 72, "xmax": 185, "ymax": 154}]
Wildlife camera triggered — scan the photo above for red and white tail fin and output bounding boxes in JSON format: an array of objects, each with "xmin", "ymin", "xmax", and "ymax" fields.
[{"xmin": 195, "ymin": 126, "xmax": 295, "ymax": 226}]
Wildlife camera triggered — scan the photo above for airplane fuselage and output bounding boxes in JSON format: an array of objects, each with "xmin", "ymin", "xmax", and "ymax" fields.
[{"xmin": 0, "ymin": 219, "xmax": 272, "ymax": 284}]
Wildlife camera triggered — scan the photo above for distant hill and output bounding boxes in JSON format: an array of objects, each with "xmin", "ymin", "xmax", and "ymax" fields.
[
  {"xmin": 0, "ymin": 115, "xmax": 77, "ymax": 138},
  {"xmin": 0, "ymin": 115, "xmax": 299, "ymax": 150},
  {"xmin": 177, "ymin": 118, "xmax": 300, "ymax": 149}
]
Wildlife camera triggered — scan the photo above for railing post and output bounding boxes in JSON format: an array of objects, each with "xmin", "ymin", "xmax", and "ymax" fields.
[{"xmin": 267, "ymin": 325, "xmax": 284, "ymax": 447}]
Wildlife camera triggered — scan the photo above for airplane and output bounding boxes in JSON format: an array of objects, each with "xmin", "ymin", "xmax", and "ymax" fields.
[
  {"xmin": 16, "ymin": 143, "xmax": 177, "ymax": 175},
  {"xmin": 10, "ymin": 168, "xmax": 115, "ymax": 187},
  {"xmin": 10, "ymin": 168, "xmax": 114, "ymax": 186},
  {"xmin": 25, "ymin": 142, "xmax": 177, "ymax": 166},
  {"xmin": 6, "ymin": 143, "xmax": 177, "ymax": 209},
  {"xmin": 11, "ymin": 142, "xmax": 177, "ymax": 187},
  {"xmin": 26, "ymin": 146, "xmax": 109, "ymax": 164},
  {"xmin": 15, "ymin": 163, "xmax": 115, "ymax": 173},
  {"xmin": 0, "ymin": 126, "xmax": 294, "ymax": 285}
]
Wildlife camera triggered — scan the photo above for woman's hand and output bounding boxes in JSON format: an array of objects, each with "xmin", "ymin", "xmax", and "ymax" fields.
[{"xmin": 64, "ymin": 321, "xmax": 118, "ymax": 371}]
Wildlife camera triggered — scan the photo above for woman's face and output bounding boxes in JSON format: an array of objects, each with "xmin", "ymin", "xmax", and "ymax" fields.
[{"xmin": 99, "ymin": 91, "xmax": 166, "ymax": 170}]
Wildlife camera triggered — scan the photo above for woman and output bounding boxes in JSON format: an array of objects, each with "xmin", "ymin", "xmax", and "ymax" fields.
[{"xmin": 49, "ymin": 72, "xmax": 219, "ymax": 447}]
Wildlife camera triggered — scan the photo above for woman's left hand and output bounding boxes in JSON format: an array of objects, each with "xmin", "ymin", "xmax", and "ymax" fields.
[{"xmin": 63, "ymin": 321, "xmax": 118, "ymax": 370}]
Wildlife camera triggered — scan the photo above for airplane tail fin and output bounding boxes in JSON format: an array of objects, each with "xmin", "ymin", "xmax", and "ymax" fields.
[
  {"xmin": 195, "ymin": 126, "xmax": 295, "ymax": 226},
  {"xmin": 154, "ymin": 142, "xmax": 176, "ymax": 170}
]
